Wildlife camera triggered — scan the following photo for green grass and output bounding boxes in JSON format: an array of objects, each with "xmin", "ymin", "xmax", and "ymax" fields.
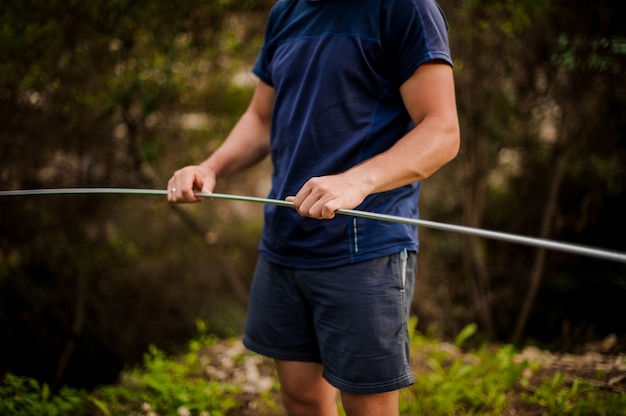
[
  {"xmin": 92, "ymin": 340, "xmax": 239, "ymax": 416},
  {"xmin": 0, "ymin": 335, "xmax": 239, "ymax": 416},
  {"xmin": 2, "ymin": 320, "xmax": 625, "ymax": 415},
  {"xmin": 400, "ymin": 321, "xmax": 626, "ymax": 416},
  {"xmin": 522, "ymin": 372, "xmax": 626, "ymax": 416},
  {"xmin": 400, "ymin": 322, "xmax": 520, "ymax": 415}
]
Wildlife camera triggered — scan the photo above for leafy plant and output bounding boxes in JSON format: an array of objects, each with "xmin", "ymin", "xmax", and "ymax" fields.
[
  {"xmin": 523, "ymin": 372, "xmax": 626, "ymax": 416},
  {"xmin": 92, "ymin": 338, "xmax": 240, "ymax": 416},
  {"xmin": 0, "ymin": 373, "xmax": 87, "ymax": 416},
  {"xmin": 402, "ymin": 325, "xmax": 527, "ymax": 415}
]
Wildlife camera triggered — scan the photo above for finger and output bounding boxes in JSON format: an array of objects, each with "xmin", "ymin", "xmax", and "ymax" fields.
[
  {"xmin": 182, "ymin": 186, "xmax": 199, "ymax": 202},
  {"xmin": 167, "ymin": 178, "xmax": 177, "ymax": 202},
  {"xmin": 291, "ymin": 187, "xmax": 314, "ymax": 216},
  {"xmin": 287, "ymin": 193, "xmax": 336, "ymax": 219},
  {"xmin": 321, "ymin": 201, "xmax": 338, "ymax": 219},
  {"xmin": 186, "ymin": 176, "xmax": 205, "ymax": 202},
  {"xmin": 199, "ymin": 176, "xmax": 216, "ymax": 196},
  {"xmin": 168, "ymin": 171, "xmax": 200, "ymax": 203}
]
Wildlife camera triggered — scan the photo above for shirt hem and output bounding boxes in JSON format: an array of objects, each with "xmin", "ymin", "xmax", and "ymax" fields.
[{"xmin": 258, "ymin": 243, "xmax": 418, "ymax": 270}]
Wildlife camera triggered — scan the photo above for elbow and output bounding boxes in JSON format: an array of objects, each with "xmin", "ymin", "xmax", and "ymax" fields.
[
  {"xmin": 418, "ymin": 121, "xmax": 460, "ymax": 180},
  {"xmin": 434, "ymin": 119, "xmax": 461, "ymax": 168},
  {"xmin": 446, "ymin": 123, "xmax": 461, "ymax": 163}
]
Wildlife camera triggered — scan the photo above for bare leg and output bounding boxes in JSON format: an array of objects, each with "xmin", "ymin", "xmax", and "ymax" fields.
[
  {"xmin": 340, "ymin": 390, "xmax": 400, "ymax": 416},
  {"xmin": 274, "ymin": 360, "xmax": 339, "ymax": 416}
]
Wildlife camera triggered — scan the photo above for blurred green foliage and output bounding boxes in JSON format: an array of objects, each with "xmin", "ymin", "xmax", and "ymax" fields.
[{"xmin": 2, "ymin": 327, "xmax": 625, "ymax": 415}]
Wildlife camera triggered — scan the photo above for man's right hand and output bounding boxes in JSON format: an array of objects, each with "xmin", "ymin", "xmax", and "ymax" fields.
[{"xmin": 167, "ymin": 165, "xmax": 216, "ymax": 203}]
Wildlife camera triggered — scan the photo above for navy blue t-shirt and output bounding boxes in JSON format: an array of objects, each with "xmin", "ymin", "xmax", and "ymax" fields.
[{"xmin": 254, "ymin": 0, "xmax": 452, "ymax": 268}]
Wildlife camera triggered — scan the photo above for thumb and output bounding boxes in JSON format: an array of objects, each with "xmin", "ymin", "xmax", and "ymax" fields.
[{"xmin": 198, "ymin": 176, "xmax": 216, "ymax": 195}]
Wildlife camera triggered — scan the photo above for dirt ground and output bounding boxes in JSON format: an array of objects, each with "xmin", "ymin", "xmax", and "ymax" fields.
[{"xmin": 198, "ymin": 337, "xmax": 626, "ymax": 415}]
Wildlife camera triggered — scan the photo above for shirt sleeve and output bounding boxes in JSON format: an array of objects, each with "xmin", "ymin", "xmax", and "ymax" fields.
[{"xmin": 381, "ymin": 0, "xmax": 453, "ymax": 86}]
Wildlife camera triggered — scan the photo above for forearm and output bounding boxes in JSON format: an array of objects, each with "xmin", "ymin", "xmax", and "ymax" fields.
[
  {"xmin": 199, "ymin": 110, "xmax": 271, "ymax": 179},
  {"xmin": 342, "ymin": 113, "xmax": 460, "ymax": 195},
  {"xmin": 287, "ymin": 114, "xmax": 459, "ymax": 219}
]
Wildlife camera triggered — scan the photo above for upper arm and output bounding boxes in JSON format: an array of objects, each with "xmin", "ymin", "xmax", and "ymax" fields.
[
  {"xmin": 246, "ymin": 80, "xmax": 275, "ymax": 132},
  {"xmin": 400, "ymin": 62, "xmax": 458, "ymax": 130}
]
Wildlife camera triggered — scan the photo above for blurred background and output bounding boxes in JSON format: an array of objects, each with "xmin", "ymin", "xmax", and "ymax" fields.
[{"xmin": 1, "ymin": 0, "xmax": 625, "ymax": 390}]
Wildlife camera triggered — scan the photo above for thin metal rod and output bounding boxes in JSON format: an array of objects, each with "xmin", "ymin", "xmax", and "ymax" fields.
[
  {"xmin": 0, "ymin": 188, "xmax": 168, "ymax": 197},
  {"xmin": 2, "ymin": 187, "xmax": 625, "ymax": 264}
]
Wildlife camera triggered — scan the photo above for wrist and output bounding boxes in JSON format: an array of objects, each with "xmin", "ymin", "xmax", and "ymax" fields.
[
  {"xmin": 341, "ymin": 166, "xmax": 378, "ymax": 196},
  {"xmin": 198, "ymin": 158, "xmax": 221, "ymax": 178}
]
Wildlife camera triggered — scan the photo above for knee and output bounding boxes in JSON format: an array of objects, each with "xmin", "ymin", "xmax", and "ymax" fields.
[
  {"xmin": 281, "ymin": 387, "xmax": 312, "ymax": 411},
  {"xmin": 274, "ymin": 360, "xmax": 338, "ymax": 415},
  {"xmin": 281, "ymin": 386, "xmax": 335, "ymax": 415},
  {"xmin": 340, "ymin": 390, "xmax": 400, "ymax": 416}
]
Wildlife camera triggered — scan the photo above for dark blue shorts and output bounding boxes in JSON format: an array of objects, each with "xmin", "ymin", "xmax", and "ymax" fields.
[{"xmin": 243, "ymin": 250, "xmax": 416, "ymax": 394}]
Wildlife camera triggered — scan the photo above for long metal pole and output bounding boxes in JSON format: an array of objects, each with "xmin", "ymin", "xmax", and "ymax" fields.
[{"xmin": 2, "ymin": 187, "xmax": 626, "ymax": 264}]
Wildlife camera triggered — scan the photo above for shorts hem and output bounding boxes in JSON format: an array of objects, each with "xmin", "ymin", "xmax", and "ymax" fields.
[
  {"xmin": 243, "ymin": 335, "xmax": 321, "ymax": 363},
  {"xmin": 323, "ymin": 371, "xmax": 415, "ymax": 394}
]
